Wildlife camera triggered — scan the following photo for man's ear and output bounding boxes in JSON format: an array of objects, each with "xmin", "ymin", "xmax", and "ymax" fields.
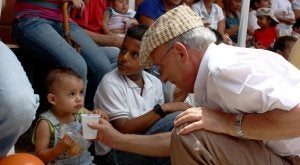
[
  {"xmin": 47, "ymin": 93, "xmax": 56, "ymax": 105},
  {"xmin": 173, "ymin": 42, "xmax": 189, "ymax": 60}
]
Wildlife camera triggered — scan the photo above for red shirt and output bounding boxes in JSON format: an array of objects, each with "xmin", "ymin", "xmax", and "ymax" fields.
[
  {"xmin": 71, "ymin": 0, "xmax": 108, "ymax": 33},
  {"xmin": 254, "ymin": 26, "xmax": 277, "ymax": 49}
]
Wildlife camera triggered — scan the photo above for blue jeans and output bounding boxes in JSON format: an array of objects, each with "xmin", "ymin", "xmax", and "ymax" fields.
[
  {"xmin": 106, "ymin": 112, "xmax": 181, "ymax": 165},
  {"xmin": 12, "ymin": 17, "xmax": 118, "ymax": 110},
  {"xmin": 0, "ymin": 41, "xmax": 40, "ymax": 157}
]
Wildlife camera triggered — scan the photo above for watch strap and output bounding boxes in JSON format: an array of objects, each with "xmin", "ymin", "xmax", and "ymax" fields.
[
  {"xmin": 234, "ymin": 113, "xmax": 244, "ymax": 139},
  {"xmin": 153, "ymin": 104, "xmax": 166, "ymax": 118}
]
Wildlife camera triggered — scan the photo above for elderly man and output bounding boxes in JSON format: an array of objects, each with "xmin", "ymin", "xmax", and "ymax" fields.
[
  {"xmin": 0, "ymin": 0, "xmax": 40, "ymax": 158},
  {"xmin": 89, "ymin": 5, "xmax": 300, "ymax": 164}
]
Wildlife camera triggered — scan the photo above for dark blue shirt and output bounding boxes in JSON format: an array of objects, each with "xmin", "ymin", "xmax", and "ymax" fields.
[{"xmin": 135, "ymin": 0, "xmax": 166, "ymax": 20}]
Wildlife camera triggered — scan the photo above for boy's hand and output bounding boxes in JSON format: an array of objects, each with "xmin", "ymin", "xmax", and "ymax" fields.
[
  {"xmin": 93, "ymin": 109, "xmax": 109, "ymax": 121},
  {"xmin": 161, "ymin": 102, "xmax": 192, "ymax": 114}
]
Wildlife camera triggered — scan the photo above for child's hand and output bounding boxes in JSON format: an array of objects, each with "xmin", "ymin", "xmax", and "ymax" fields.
[
  {"xmin": 55, "ymin": 134, "xmax": 76, "ymax": 154},
  {"xmin": 93, "ymin": 109, "xmax": 109, "ymax": 121}
]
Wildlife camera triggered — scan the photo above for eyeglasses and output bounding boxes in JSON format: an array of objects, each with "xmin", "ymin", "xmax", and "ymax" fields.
[{"xmin": 152, "ymin": 46, "xmax": 173, "ymax": 76}]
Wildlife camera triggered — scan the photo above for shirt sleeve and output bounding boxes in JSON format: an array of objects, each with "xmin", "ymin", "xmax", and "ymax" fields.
[
  {"xmin": 209, "ymin": 58, "xmax": 300, "ymax": 113},
  {"xmin": 94, "ymin": 81, "xmax": 130, "ymax": 121}
]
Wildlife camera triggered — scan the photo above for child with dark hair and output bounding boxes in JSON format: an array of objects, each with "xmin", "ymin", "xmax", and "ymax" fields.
[
  {"xmin": 272, "ymin": 36, "xmax": 297, "ymax": 60},
  {"xmin": 33, "ymin": 67, "xmax": 108, "ymax": 164},
  {"xmin": 253, "ymin": 7, "xmax": 279, "ymax": 49},
  {"xmin": 93, "ymin": 24, "xmax": 190, "ymax": 164},
  {"xmin": 292, "ymin": 18, "xmax": 300, "ymax": 38}
]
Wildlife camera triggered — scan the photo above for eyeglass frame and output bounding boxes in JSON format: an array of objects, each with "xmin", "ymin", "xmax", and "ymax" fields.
[{"xmin": 152, "ymin": 46, "xmax": 173, "ymax": 76}]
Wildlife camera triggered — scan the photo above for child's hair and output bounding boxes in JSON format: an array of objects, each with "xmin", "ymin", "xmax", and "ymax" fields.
[
  {"xmin": 209, "ymin": 28, "xmax": 223, "ymax": 44},
  {"xmin": 46, "ymin": 67, "xmax": 82, "ymax": 93},
  {"xmin": 126, "ymin": 24, "xmax": 149, "ymax": 41},
  {"xmin": 272, "ymin": 36, "xmax": 297, "ymax": 52},
  {"xmin": 293, "ymin": 18, "xmax": 300, "ymax": 30}
]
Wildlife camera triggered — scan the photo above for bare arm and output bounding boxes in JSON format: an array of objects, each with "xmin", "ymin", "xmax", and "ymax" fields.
[
  {"xmin": 35, "ymin": 120, "xmax": 75, "ymax": 163},
  {"xmin": 112, "ymin": 102, "xmax": 190, "ymax": 133},
  {"xmin": 89, "ymin": 119, "xmax": 171, "ymax": 157},
  {"xmin": 174, "ymin": 104, "xmax": 300, "ymax": 140},
  {"xmin": 138, "ymin": 15, "xmax": 156, "ymax": 26},
  {"xmin": 102, "ymin": 8, "xmax": 112, "ymax": 35},
  {"xmin": 217, "ymin": 18, "xmax": 225, "ymax": 36},
  {"xmin": 84, "ymin": 29, "xmax": 123, "ymax": 48}
]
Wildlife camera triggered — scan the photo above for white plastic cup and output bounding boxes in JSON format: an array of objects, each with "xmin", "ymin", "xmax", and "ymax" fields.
[{"xmin": 81, "ymin": 114, "xmax": 100, "ymax": 139}]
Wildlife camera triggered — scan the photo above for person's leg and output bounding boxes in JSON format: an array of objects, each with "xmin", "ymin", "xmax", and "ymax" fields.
[
  {"xmin": 0, "ymin": 41, "xmax": 40, "ymax": 157},
  {"xmin": 68, "ymin": 23, "xmax": 118, "ymax": 109},
  {"xmin": 171, "ymin": 125, "xmax": 295, "ymax": 165},
  {"xmin": 12, "ymin": 17, "xmax": 88, "ymax": 87}
]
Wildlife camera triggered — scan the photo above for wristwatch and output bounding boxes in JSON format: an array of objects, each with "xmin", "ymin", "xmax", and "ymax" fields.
[
  {"xmin": 235, "ymin": 113, "xmax": 245, "ymax": 139},
  {"xmin": 153, "ymin": 104, "xmax": 166, "ymax": 118}
]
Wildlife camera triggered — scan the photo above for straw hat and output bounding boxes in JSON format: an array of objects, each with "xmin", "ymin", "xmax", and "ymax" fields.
[
  {"xmin": 256, "ymin": 7, "xmax": 279, "ymax": 24},
  {"xmin": 139, "ymin": 5, "xmax": 204, "ymax": 65}
]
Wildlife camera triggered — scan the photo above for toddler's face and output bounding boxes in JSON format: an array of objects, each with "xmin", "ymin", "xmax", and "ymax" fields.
[
  {"xmin": 112, "ymin": 0, "xmax": 129, "ymax": 15},
  {"xmin": 50, "ymin": 75, "xmax": 84, "ymax": 114},
  {"xmin": 257, "ymin": 15, "xmax": 271, "ymax": 28}
]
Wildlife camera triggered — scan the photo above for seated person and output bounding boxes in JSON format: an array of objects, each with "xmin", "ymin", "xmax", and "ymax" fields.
[
  {"xmin": 93, "ymin": 24, "xmax": 191, "ymax": 164},
  {"xmin": 102, "ymin": 0, "xmax": 137, "ymax": 36},
  {"xmin": 223, "ymin": 0, "xmax": 241, "ymax": 44},
  {"xmin": 253, "ymin": 7, "xmax": 279, "ymax": 49},
  {"xmin": 135, "ymin": 0, "xmax": 182, "ymax": 26},
  {"xmin": 33, "ymin": 67, "xmax": 108, "ymax": 164},
  {"xmin": 191, "ymin": 0, "xmax": 225, "ymax": 36},
  {"xmin": 71, "ymin": 0, "xmax": 124, "ymax": 48},
  {"xmin": 272, "ymin": 35, "xmax": 297, "ymax": 60}
]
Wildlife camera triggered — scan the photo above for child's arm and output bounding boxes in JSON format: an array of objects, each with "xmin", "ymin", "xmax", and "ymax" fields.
[
  {"xmin": 102, "ymin": 8, "xmax": 113, "ymax": 35},
  {"xmin": 35, "ymin": 120, "xmax": 75, "ymax": 163}
]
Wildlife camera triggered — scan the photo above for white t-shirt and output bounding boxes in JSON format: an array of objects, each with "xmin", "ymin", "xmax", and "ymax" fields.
[
  {"xmin": 94, "ymin": 68, "xmax": 164, "ymax": 121},
  {"xmin": 192, "ymin": 1, "xmax": 224, "ymax": 30},
  {"xmin": 271, "ymin": 0, "xmax": 295, "ymax": 36},
  {"xmin": 194, "ymin": 43, "xmax": 300, "ymax": 156}
]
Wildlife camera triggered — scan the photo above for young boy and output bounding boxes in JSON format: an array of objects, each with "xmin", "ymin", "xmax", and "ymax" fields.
[
  {"xmin": 93, "ymin": 24, "xmax": 191, "ymax": 164},
  {"xmin": 102, "ymin": 0, "xmax": 137, "ymax": 35},
  {"xmin": 33, "ymin": 67, "xmax": 108, "ymax": 164}
]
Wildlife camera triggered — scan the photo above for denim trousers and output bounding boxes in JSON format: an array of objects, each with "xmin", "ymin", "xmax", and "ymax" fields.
[
  {"xmin": 0, "ymin": 41, "xmax": 40, "ymax": 157},
  {"xmin": 12, "ymin": 17, "xmax": 118, "ymax": 110},
  {"xmin": 104, "ymin": 112, "xmax": 181, "ymax": 165}
]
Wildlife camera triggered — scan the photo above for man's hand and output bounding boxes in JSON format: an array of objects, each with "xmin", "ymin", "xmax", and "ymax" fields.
[
  {"xmin": 174, "ymin": 107, "xmax": 231, "ymax": 135},
  {"xmin": 88, "ymin": 118, "xmax": 123, "ymax": 148}
]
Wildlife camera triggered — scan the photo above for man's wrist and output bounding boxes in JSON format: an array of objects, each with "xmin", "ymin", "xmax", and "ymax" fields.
[{"xmin": 234, "ymin": 113, "xmax": 245, "ymax": 139}]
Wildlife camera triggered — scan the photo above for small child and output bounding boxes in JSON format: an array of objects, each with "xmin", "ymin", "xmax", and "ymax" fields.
[
  {"xmin": 272, "ymin": 35, "xmax": 297, "ymax": 60},
  {"xmin": 253, "ymin": 7, "xmax": 279, "ymax": 49},
  {"xmin": 33, "ymin": 67, "xmax": 108, "ymax": 164},
  {"xmin": 102, "ymin": 0, "xmax": 138, "ymax": 35}
]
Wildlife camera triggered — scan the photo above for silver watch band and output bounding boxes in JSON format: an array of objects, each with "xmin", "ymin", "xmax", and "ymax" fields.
[{"xmin": 234, "ymin": 113, "xmax": 245, "ymax": 139}]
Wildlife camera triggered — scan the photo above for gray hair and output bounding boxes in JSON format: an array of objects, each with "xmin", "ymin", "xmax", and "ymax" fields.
[{"xmin": 167, "ymin": 27, "xmax": 216, "ymax": 52}]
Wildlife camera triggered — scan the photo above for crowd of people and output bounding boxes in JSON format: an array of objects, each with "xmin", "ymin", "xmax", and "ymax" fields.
[{"xmin": 1, "ymin": 0, "xmax": 300, "ymax": 164}]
